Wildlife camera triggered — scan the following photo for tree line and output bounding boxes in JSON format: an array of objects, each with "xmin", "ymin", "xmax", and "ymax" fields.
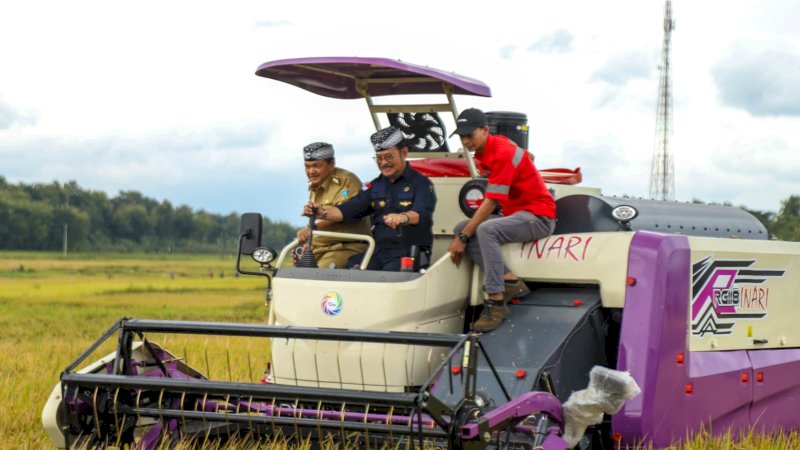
[
  {"xmin": 739, "ymin": 196, "xmax": 800, "ymax": 242},
  {"xmin": 1, "ymin": 176, "xmax": 799, "ymax": 253},
  {"xmin": 0, "ymin": 177, "xmax": 296, "ymax": 253}
]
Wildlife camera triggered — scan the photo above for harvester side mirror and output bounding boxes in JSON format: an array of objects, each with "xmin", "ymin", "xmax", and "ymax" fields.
[
  {"xmin": 239, "ymin": 213, "xmax": 263, "ymax": 255},
  {"xmin": 236, "ymin": 213, "xmax": 271, "ymax": 278}
]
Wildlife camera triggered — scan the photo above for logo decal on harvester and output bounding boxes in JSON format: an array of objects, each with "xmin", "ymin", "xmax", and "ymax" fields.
[
  {"xmin": 321, "ymin": 291, "xmax": 343, "ymax": 316},
  {"xmin": 690, "ymin": 255, "xmax": 785, "ymax": 336}
]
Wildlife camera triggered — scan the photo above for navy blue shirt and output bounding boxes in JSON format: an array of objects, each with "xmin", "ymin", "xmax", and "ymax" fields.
[{"xmin": 338, "ymin": 164, "xmax": 436, "ymax": 258}]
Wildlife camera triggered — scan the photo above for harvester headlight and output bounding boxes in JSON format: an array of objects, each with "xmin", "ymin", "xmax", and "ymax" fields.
[
  {"xmin": 611, "ymin": 205, "xmax": 638, "ymax": 222},
  {"xmin": 252, "ymin": 247, "xmax": 277, "ymax": 264}
]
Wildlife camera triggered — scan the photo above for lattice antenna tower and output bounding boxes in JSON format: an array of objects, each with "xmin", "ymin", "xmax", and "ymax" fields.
[{"xmin": 649, "ymin": 0, "xmax": 676, "ymax": 201}]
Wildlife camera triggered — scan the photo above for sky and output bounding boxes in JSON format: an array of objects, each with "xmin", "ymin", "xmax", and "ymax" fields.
[{"xmin": 1, "ymin": 0, "xmax": 800, "ymax": 226}]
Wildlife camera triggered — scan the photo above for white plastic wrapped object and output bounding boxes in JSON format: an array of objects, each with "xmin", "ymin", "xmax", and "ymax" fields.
[{"xmin": 561, "ymin": 365, "xmax": 641, "ymax": 447}]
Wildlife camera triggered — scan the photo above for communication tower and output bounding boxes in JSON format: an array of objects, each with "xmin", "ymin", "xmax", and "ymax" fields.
[{"xmin": 649, "ymin": 0, "xmax": 676, "ymax": 201}]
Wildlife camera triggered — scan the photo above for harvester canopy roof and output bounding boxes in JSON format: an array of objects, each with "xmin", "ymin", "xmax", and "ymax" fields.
[{"xmin": 255, "ymin": 57, "xmax": 492, "ymax": 99}]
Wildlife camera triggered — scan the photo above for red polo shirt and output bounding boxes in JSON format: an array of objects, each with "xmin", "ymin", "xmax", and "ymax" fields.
[{"xmin": 473, "ymin": 134, "xmax": 556, "ymax": 218}]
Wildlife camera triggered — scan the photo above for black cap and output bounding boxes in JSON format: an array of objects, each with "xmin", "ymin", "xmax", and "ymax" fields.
[{"xmin": 450, "ymin": 108, "xmax": 488, "ymax": 137}]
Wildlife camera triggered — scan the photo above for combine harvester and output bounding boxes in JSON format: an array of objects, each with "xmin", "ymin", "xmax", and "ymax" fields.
[{"xmin": 43, "ymin": 58, "xmax": 800, "ymax": 449}]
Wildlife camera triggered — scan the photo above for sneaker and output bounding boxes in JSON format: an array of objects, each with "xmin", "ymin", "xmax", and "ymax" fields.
[
  {"xmin": 473, "ymin": 301, "xmax": 509, "ymax": 332},
  {"xmin": 503, "ymin": 279, "xmax": 530, "ymax": 303}
]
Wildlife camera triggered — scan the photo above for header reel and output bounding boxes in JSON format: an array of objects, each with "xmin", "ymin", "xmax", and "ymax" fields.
[{"xmin": 54, "ymin": 319, "xmax": 572, "ymax": 450}]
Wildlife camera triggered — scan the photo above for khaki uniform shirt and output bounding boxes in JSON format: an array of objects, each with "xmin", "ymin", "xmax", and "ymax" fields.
[{"xmin": 308, "ymin": 167, "xmax": 370, "ymax": 267}]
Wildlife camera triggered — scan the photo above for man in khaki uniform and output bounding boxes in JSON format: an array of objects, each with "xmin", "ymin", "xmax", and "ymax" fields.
[{"xmin": 297, "ymin": 142, "xmax": 370, "ymax": 268}]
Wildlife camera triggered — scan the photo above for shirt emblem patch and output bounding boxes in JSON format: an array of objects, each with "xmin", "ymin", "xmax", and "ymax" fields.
[{"xmin": 403, "ymin": 186, "xmax": 410, "ymax": 192}]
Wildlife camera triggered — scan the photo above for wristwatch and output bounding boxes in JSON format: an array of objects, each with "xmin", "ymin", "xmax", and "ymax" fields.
[{"xmin": 458, "ymin": 233, "xmax": 470, "ymax": 243}]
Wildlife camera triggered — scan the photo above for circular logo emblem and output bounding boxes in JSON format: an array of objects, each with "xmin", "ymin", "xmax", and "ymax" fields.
[
  {"xmin": 321, "ymin": 291, "xmax": 343, "ymax": 316},
  {"xmin": 464, "ymin": 188, "xmax": 485, "ymax": 211}
]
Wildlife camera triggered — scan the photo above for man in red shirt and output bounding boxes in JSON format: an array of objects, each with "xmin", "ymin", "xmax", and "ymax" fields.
[{"xmin": 448, "ymin": 108, "xmax": 556, "ymax": 332}]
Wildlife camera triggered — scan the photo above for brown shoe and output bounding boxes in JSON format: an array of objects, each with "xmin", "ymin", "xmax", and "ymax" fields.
[
  {"xmin": 473, "ymin": 301, "xmax": 509, "ymax": 332},
  {"xmin": 503, "ymin": 279, "xmax": 530, "ymax": 303}
]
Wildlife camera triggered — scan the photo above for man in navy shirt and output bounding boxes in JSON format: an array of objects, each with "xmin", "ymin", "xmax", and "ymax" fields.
[{"xmin": 303, "ymin": 126, "xmax": 437, "ymax": 271}]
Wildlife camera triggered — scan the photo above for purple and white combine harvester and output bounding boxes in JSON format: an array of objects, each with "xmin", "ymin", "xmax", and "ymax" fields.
[{"xmin": 43, "ymin": 58, "xmax": 800, "ymax": 449}]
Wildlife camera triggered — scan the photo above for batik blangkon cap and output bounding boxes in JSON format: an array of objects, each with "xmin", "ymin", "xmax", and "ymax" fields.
[
  {"xmin": 370, "ymin": 126, "xmax": 404, "ymax": 151},
  {"xmin": 303, "ymin": 142, "xmax": 334, "ymax": 161}
]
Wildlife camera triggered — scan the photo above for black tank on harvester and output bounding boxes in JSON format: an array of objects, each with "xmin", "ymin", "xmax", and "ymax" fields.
[{"xmin": 487, "ymin": 111, "xmax": 529, "ymax": 149}]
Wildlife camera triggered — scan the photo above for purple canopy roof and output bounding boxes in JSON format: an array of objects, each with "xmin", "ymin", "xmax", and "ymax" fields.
[{"xmin": 255, "ymin": 57, "xmax": 491, "ymax": 99}]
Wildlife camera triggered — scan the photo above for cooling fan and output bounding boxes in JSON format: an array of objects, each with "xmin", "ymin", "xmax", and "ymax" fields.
[{"xmin": 388, "ymin": 112, "xmax": 449, "ymax": 152}]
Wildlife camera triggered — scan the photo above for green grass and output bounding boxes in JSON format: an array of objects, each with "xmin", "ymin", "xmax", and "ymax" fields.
[{"xmin": 1, "ymin": 251, "xmax": 798, "ymax": 449}]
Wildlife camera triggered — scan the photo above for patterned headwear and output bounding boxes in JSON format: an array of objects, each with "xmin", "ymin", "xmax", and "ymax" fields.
[
  {"xmin": 370, "ymin": 126, "xmax": 404, "ymax": 152},
  {"xmin": 303, "ymin": 142, "xmax": 334, "ymax": 161}
]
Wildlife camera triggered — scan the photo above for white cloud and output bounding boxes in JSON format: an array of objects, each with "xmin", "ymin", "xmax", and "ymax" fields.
[
  {"xmin": 0, "ymin": 97, "xmax": 37, "ymax": 129},
  {"xmin": 252, "ymin": 19, "xmax": 292, "ymax": 29},
  {"xmin": 528, "ymin": 29, "xmax": 575, "ymax": 54},
  {"xmin": 712, "ymin": 39, "xmax": 800, "ymax": 117},
  {"xmin": 591, "ymin": 51, "xmax": 654, "ymax": 86}
]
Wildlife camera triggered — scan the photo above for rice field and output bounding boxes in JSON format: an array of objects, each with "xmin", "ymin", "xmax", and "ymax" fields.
[
  {"xmin": 0, "ymin": 251, "xmax": 267, "ymax": 449},
  {"xmin": 1, "ymin": 251, "xmax": 797, "ymax": 449}
]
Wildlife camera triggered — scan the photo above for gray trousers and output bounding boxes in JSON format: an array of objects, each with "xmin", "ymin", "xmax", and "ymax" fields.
[{"xmin": 455, "ymin": 211, "xmax": 555, "ymax": 294}]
